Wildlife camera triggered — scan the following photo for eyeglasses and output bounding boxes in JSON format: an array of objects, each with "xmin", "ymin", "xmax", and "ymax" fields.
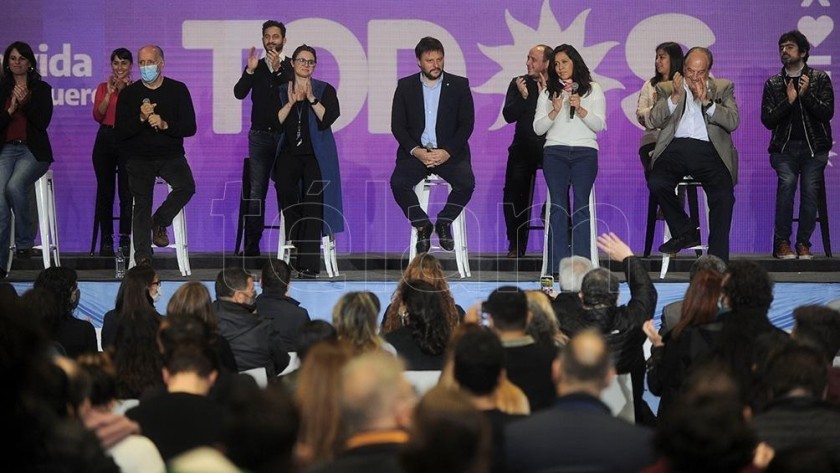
[
  {"xmin": 294, "ymin": 58, "xmax": 317, "ymax": 66},
  {"xmin": 151, "ymin": 281, "xmax": 162, "ymax": 287}
]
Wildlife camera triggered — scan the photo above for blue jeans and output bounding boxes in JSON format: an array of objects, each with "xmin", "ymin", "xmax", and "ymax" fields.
[
  {"xmin": 245, "ymin": 129, "xmax": 282, "ymax": 249},
  {"xmin": 0, "ymin": 144, "xmax": 50, "ymax": 268},
  {"xmin": 542, "ymin": 145, "xmax": 598, "ymax": 272},
  {"xmin": 772, "ymin": 140, "xmax": 828, "ymax": 247}
]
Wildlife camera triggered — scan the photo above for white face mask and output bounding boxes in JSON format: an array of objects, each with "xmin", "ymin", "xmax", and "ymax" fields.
[{"xmin": 152, "ymin": 287, "xmax": 162, "ymax": 304}]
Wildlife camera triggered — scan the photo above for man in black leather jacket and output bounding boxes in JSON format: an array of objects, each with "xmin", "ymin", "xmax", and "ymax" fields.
[
  {"xmin": 761, "ymin": 30, "xmax": 834, "ymax": 260},
  {"xmin": 559, "ymin": 233, "xmax": 658, "ymax": 424}
]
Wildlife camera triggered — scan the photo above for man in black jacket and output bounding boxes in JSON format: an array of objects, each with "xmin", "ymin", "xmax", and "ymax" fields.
[
  {"xmin": 234, "ymin": 20, "xmax": 294, "ymax": 256},
  {"xmin": 256, "ymin": 259, "xmax": 310, "ymax": 352},
  {"xmin": 501, "ymin": 44, "xmax": 550, "ymax": 257},
  {"xmin": 214, "ymin": 268, "xmax": 289, "ymax": 377},
  {"xmin": 559, "ymin": 232, "xmax": 657, "ymax": 424},
  {"xmin": 761, "ymin": 30, "xmax": 834, "ymax": 260}
]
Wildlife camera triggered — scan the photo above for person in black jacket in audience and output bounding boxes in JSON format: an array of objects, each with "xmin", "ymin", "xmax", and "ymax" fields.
[
  {"xmin": 384, "ymin": 279, "xmax": 450, "ymax": 371},
  {"xmin": 101, "ymin": 264, "xmax": 162, "ymax": 349},
  {"xmin": 34, "ymin": 266, "xmax": 97, "ymax": 358},
  {"xmin": 215, "ymin": 268, "xmax": 289, "ymax": 377},
  {"xmin": 257, "ymin": 259, "xmax": 310, "ymax": 352},
  {"xmin": 559, "ymin": 232, "xmax": 657, "ymax": 425}
]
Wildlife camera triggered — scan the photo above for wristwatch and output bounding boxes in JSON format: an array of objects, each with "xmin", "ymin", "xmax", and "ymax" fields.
[{"xmin": 309, "ymin": 97, "xmax": 319, "ymax": 106}]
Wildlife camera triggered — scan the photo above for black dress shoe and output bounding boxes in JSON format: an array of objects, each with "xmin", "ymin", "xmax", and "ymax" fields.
[
  {"xmin": 415, "ymin": 223, "xmax": 434, "ymax": 254},
  {"xmin": 659, "ymin": 229, "xmax": 701, "ymax": 254},
  {"xmin": 435, "ymin": 221, "xmax": 454, "ymax": 251},
  {"xmin": 16, "ymin": 248, "xmax": 42, "ymax": 259},
  {"xmin": 297, "ymin": 268, "xmax": 318, "ymax": 279},
  {"xmin": 152, "ymin": 222, "xmax": 170, "ymax": 247}
]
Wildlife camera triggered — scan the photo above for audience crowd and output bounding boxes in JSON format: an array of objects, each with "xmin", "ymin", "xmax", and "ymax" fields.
[{"xmin": 2, "ymin": 234, "xmax": 840, "ymax": 473}]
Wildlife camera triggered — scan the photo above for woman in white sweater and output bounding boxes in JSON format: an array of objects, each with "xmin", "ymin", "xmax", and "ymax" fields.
[{"xmin": 534, "ymin": 44, "xmax": 606, "ymax": 273}]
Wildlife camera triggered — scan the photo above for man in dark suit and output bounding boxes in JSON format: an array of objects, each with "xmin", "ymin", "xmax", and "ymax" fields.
[
  {"xmin": 390, "ymin": 37, "xmax": 475, "ymax": 253},
  {"xmin": 256, "ymin": 259, "xmax": 310, "ymax": 353},
  {"xmin": 648, "ymin": 47, "xmax": 740, "ymax": 261},
  {"xmin": 506, "ymin": 330, "xmax": 655, "ymax": 472}
]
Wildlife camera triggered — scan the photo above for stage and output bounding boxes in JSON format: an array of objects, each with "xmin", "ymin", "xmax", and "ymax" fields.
[{"xmin": 7, "ymin": 251, "xmax": 840, "ymax": 333}]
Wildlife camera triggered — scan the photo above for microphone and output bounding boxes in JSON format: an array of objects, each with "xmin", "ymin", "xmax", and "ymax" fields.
[
  {"xmin": 143, "ymin": 98, "xmax": 158, "ymax": 131},
  {"xmin": 569, "ymin": 82, "xmax": 579, "ymax": 119}
]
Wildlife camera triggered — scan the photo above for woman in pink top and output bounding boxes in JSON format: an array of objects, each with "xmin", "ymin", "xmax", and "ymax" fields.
[{"xmin": 92, "ymin": 48, "xmax": 133, "ymax": 256}]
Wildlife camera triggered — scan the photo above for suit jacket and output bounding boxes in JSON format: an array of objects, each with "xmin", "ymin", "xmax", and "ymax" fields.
[
  {"xmin": 391, "ymin": 72, "xmax": 474, "ymax": 162},
  {"xmin": 649, "ymin": 79, "xmax": 740, "ymax": 184}
]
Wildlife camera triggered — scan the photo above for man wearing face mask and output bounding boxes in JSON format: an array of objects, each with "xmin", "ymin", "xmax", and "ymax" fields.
[
  {"xmin": 115, "ymin": 44, "xmax": 197, "ymax": 266},
  {"xmin": 647, "ymin": 47, "xmax": 739, "ymax": 262},
  {"xmin": 213, "ymin": 268, "xmax": 290, "ymax": 377},
  {"xmin": 234, "ymin": 20, "xmax": 294, "ymax": 257}
]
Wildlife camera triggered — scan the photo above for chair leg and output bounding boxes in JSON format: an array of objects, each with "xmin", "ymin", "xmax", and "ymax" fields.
[
  {"xmin": 644, "ymin": 193, "xmax": 658, "ymax": 257},
  {"xmin": 541, "ymin": 189, "xmax": 552, "ymax": 276},
  {"xmin": 47, "ymin": 174, "xmax": 60, "ymax": 266},
  {"xmin": 817, "ymin": 175, "xmax": 831, "ymax": 258},
  {"xmin": 35, "ymin": 175, "xmax": 51, "ymax": 269}
]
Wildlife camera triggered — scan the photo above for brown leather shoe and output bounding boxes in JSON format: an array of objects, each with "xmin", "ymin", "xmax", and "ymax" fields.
[
  {"xmin": 773, "ymin": 241, "xmax": 796, "ymax": 260},
  {"xmin": 152, "ymin": 222, "xmax": 170, "ymax": 247},
  {"xmin": 795, "ymin": 242, "xmax": 813, "ymax": 260}
]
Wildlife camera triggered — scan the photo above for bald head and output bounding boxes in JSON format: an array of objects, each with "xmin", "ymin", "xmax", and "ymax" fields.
[
  {"xmin": 340, "ymin": 352, "xmax": 416, "ymax": 433},
  {"xmin": 527, "ymin": 45, "xmax": 551, "ymax": 78},
  {"xmin": 554, "ymin": 330, "xmax": 614, "ymax": 395}
]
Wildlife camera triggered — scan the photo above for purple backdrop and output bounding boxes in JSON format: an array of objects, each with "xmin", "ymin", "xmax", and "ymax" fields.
[{"xmin": 2, "ymin": 0, "xmax": 837, "ymax": 255}]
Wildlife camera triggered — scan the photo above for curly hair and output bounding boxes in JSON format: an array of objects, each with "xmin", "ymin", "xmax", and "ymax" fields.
[
  {"xmin": 112, "ymin": 307, "xmax": 163, "ymax": 398},
  {"xmin": 383, "ymin": 253, "xmax": 460, "ymax": 333},
  {"xmin": 332, "ymin": 291, "xmax": 383, "ymax": 355},
  {"xmin": 33, "ymin": 267, "xmax": 78, "ymax": 318},
  {"xmin": 722, "ymin": 261, "xmax": 774, "ymax": 312},
  {"xmin": 402, "ymin": 279, "xmax": 451, "ymax": 356}
]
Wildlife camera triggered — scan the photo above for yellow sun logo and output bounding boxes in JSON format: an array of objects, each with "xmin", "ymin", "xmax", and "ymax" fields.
[{"xmin": 474, "ymin": 0, "xmax": 624, "ymax": 131}]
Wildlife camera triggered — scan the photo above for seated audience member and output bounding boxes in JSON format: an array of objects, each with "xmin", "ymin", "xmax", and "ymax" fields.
[
  {"xmin": 401, "ymin": 388, "xmax": 490, "ymax": 473},
  {"xmin": 75, "ymin": 353, "xmax": 165, "ymax": 473},
  {"xmin": 215, "ymin": 268, "xmax": 289, "ymax": 376},
  {"xmin": 101, "ymin": 265, "xmax": 162, "ymax": 349},
  {"xmin": 112, "ymin": 307, "xmax": 164, "ymax": 399},
  {"xmin": 766, "ymin": 446, "xmax": 838, "ymax": 473},
  {"xmin": 304, "ymin": 352, "xmax": 417, "ymax": 473},
  {"xmin": 126, "ymin": 342, "xmax": 225, "ymax": 462},
  {"xmin": 659, "ymin": 255, "xmax": 726, "ymax": 335},
  {"xmin": 381, "ymin": 253, "xmax": 463, "ymax": 333},
  {"xmin": 280, "ymin": 320, "xmax": 339, "ymax": 391},
  {"xmin": 166, "ymin": 281, "xmax": 238, "ymax": 373},
  {"xmin": 438, "ymin": 323, "xmax": 531, "ymax": 415},
  {"xmin": 481, "ymin": 286, "xmax": 556, "ymax": 411},
  {"xmin": 791, "ymin": 305, "xmax": 840, "ymax": 403},
  {"xmin": 506, "ymin": 330, "xmax": 655, "ymax": 472},
  {"xmin": 751, "ymin": 342, "xmax": 840, "ymax": 464},
  {"xmin": 647, "ymin": 394, "xmax": 765, "ymax": 473},
  {"xmin": 257, "ymin": 259, "xmax": 311, "ymax": 352},
  {"xmin": 562, "ymin": 232, "xmax": 657, "ymax": 424},
  {"xmin": 717, "ymin": 261, "xmax": 789, "ymax": 406},
  {"xmin": 332, "ymin": 291, "xmax": 394, "ymax": 355},
  {"xmin": 221, "ymin": 383, "xmax": 300, "ymax": 473},
  {"xmin": 525, "ymin": 290, "xmax": 567, "ymax": 347},
  {"xmin": 22, "ymin": 288, "xmax": 69, "ymax": 357},
  {"xmin": 644, "ymin": 269, "xmax": 725, "ymax": 416},
  {"xmin": 452, "ymin": 328, "xmax": 524, "ymax": 473},
  {"xmin": 294, "ymin": 341, "xmax": 354, "ymax": 468},
  {"xmin": 384, "ymin": 279, "xmax": 451, "ymax": 370},
  {"xmin": 546, "ymin": 255, "xmax": 592, "ymax": 323},
  {"xmin": 0, "ymin": 281, "xmax": 18, "ymax": 299},
  {"xmin": 34, "ymin": 266, "xmax": 97, "ymax": 358}
]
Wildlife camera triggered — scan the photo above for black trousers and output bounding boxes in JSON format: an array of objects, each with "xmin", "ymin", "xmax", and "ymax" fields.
[
  {"xmin": 126, "ymin": 156, "xmax": 195, "ymax": 261},
  {"xmin": 647, "ymin": 138, "xmax": 734, "ymax": 260},
  {"xmin": 503, "ymin": 141, "xmax": 543, "ymax": 251},
  {"xmin": 92, "ymin": 126, "xmax": 131, "ymax": 240},
  {"xmin": 275, "ymin": 152, "xmax": 324, "ymax": 273},
  {"xmin": 390, "ymin": 156, "xmax": 475, "ymax": 227}
]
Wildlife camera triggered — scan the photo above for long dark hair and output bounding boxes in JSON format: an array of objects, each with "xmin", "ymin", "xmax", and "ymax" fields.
[
  {"xmin": 673, "ymin": 270, "xmax": 722, "ymax": 337},
  {"xmin": 115, "ymin": 265, "xmax": 157, "ymax": 316},
  {"xmin": 402, "ymin": 279, "xmax": 451, "ymax": 356},
  {"xmin": 547, "ymin": 44, "xmax": 593, "ymax": 98},
  {"xmin": 112, "ymin": 307, "xmax": 164, "ymax": 398},
  {"xmin": 650, "ymin": 42, "xmax": 684, "ymax": 86},
  {"xmin": 33, "ymin": 267, "xmax": 78, "ymax": 318},
  {"xmin": 2, "ymin": 41, "xmax": 40, "ymax": 93}
]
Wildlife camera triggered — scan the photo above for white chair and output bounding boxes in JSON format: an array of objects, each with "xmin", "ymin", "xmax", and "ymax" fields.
[
  {"xmin": 600, "ymin": 372, "xmax": 635, "ymax": 423},
  {"xmin": 541, "ymin": 186, "xmax": 599, "ymax": 276},
  {"xmin": 275, "ymin": 212, "xmax": 339, "ymax": 278},
  {"xmin": 404, "ymin": 370, "xmax": 441, "ymax": 396},
  {"xmin": 408, "ymin": 175, "xmax": 470, "ymax": 278},
  {"xmin": 7, "ymin": 170, "xmax": 60, "ymax": 274},
  {"xmin": 660, "ymin": 176, "xmax": 709, "ymax": 279},
  {"xmin": 239, "ymin": 367, "xmax": 268, "ymax": 388},
  {"xmin": 129, "ymin": 180, "xmax": 191, "ymax": 276}
]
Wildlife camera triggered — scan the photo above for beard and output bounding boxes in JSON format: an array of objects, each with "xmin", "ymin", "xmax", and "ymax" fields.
[{"xmin": 421, "ymin": 68, "xmax": 441, "ymax": 81}]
